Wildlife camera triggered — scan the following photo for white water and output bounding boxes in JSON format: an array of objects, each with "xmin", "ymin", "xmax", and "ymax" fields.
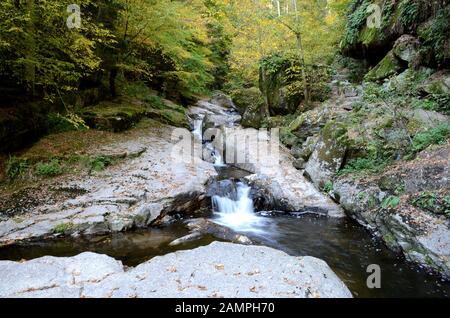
[
  {"xmin": 212, "ymin": 182, "xmax": 267, "ymax": 233},
  {"xmin": 204, "ymin": 142, "xmax": 225, "ymax": 167},
  {"xmin": 193, "ymin": 118, "xmax": 203, "ymax": 141},
  {"xmin": 212, "ymin": 150, "xmax": 225, "ymax": 167}
]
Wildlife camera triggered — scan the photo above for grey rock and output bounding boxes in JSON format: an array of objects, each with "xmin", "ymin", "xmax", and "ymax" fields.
[
  {"xmin": 333, "ymin": 148, "xmax": 450, "ymax": 281},
  {"xmin": 0, "ymin": 124, "xmax": 217, "ymax": 245},
  {"xmin": 209, "ymin": 92, "xmax": 236, "ymax": 110},
  {"xmin": 293, "ymin": 158, "xmax": 306, "ymax": 170},
  {"xmin": 0, "ymin": 242, "xmax": 353, "ymax": 298},
  {"xmin": 304, "ymin": 123, "xmax": 346, "ymax": 189},
  {"xmin": 393, "ymin": 35, "xmax": 420, "ymax": 63},
  {"xmin": 224, "ymin": 127, "xmax": 344, "ymax": 217},
  {"xmin": 184, "ymin": 218, "xmax": 253, "ymax": 245}
]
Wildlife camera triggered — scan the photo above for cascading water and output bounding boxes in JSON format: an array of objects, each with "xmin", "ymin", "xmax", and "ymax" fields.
[
  {"xmin": 212, "ymin": 149, "xmax": 224, "ymax": 167},
  {"xmin": 211, "ymin": 182, "xmax": 267, "ymax": 233},
  {"xmin": 192, "ymin": 118, "xmax": 204, "ymax": 141},
  {"xmin": 204, "ymin": 141, "xmax": 225, "ymax": 167}
]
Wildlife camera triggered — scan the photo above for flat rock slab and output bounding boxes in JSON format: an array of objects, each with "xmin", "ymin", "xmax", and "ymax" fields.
[
  {"xmin": 0, "ymin": 125, "xmax": 216, "ymax": 245},
  {"xmin": 0, "ymin": 242, "xmax": 352, "ymax": 298}
]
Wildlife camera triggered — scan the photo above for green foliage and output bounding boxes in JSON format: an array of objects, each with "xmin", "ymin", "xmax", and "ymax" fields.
[
  {"xmin": 412, "ymin": 192, "xmax": 450, "ymax": 217},
  {"xmin": 260, "ymin": 53, "xmax": 289, "ymax": 76},
  {"xmin": 398, "ymin": 0, "xmax": 420, "ymax": 27},
  {"xmin": 381, "ymin": 195, "xmax": 401, "ymax": 209},
  {"xmin": 412, "ymin": 192, "xmax": 437, "ymax": 210},
  {"xmin": 338, "ymin": 156, "xmax": 390, "ymax": 175},
  {"xmin": 0, "ymin": 0, "xmax": 114, "ymax": 96},
  {"xmin": 53, "ymin": 222, "xmax": 74, "ymax": 234},
  {"xmin": 411, "ymin": 124, "xmax": 450, "ymax": 153},
  {"xmin": 444, "ymin": 196, "xmax": 450, "ymax": 217},
  {"xmin": 35, "ymin": 159, "xmax": 62, "ymax": 177},
  {"xmin": 322, "ymin": 181, "xmax": 334, "ymax": 193},
  {"xmin": 418, "ymin": 6, "xmax": 450, "ymax": 64},
  {"xmin": 411, "ymin": 96, "xmax": 450, "ymax": 116},
  {"xmin": 89, "ymin": 156, "xmax": 112, "ymax": 172},
  {"xmin": 341, "ymin": 0, "xmax": 372, "ymax": 46},
  {"xmin": 47, "ymin": 113, "xmax": 89, "ymax": 134},
  {"xmin": 6, "ymin": 156, "xmax": 29, "ymax": 180}
]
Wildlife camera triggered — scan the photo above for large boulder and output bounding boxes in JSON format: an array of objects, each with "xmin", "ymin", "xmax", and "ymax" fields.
[
  {"xmin": 419, "ymin": 70, "xmax": 450, "ymax": 95},
  {"xmin": 340, "ymin": 0, "xmax": 448, "ymax": 64},
  {"xmin": 0, "ymin": 242, "xmax": 353, "ymax": 298},
  {"xmin": 0, "ymin": 124, "xmax": 216, "ymax": 245},
  {"xmin": 393, "ymin": 35, "xmax": 420, "ymax": 65},
  {"xmin": 304, "ymin": 122, "xmax": 347, "ymax": 189},
  {"xmin": 229, "ymin": 87, "xmax": 264, "ymax": 116},
  {"xmin": 236, "ymin": 88, "xmax": 267, "ymax": 129},
  {"xmin": 209, "ymin": 92, "xmax": 236, "ymax": 110},
  {"xmin": 364, "ymin": 51, "xmax": 404, "ymax": 82}
]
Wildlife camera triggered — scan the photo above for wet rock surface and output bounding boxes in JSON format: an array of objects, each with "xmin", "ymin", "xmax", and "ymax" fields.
[
  {"xmin": 0, "ymin": 242, "xmax": 352, "ymax": 298},
  {"xmin": 0, "ymin": 124, "xmax": 216, "ymax": 245}
]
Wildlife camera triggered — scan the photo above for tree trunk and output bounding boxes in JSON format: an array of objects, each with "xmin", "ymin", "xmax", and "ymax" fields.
[
  {"xmin": 293, "ymin": 0, "xmax": 310, "ymax": 103},
  {"xmin": 26, "ymin": 0, "xmax": 36, "ymax": 98},
  {"xmin": 254, "ymin": 0, "xmax": 270, "ymax": 118},
  {"xmin": 109, "ymin": 67, "xmax": 118, "ymax": 98}
]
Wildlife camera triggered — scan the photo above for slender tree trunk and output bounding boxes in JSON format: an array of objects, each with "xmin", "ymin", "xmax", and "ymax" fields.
[
  {"xmin": 293, "ymin": 0, "xmax": 309, "ymax": 103},
  {"xmin": 254, "ymin": 0, "xmax": 270, "ymax": 118},
  {"xmin": 26, "ymin": 0, "xmax": 36, "ymax": 98}
]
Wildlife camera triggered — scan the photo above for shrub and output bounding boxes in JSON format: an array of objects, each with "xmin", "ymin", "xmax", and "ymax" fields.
[
  {"xmin": 6, "ymin": 156, "xmax": 29, "ymax": 179},
  {"xmin": 89, "ymin": 156, "xmax": 112, "ymax": 172},
  {"xmin": 47, "ymin": 113, "xmax": 88, "ymax": 134},
  {"xmin": 411, "ymin": 124, "xmax": 450, "ymax": 153},
  {"xmin": 381, "ymin": 195, "xmax": 401, "ymax": 209},
  {"xmin": 338, "ymin": 156, "xmax": 390, "ymax": 175},
  {"xmin": 53, "ymin": 222, "xmax": 74, "ymax": 234},
  {"xmin": 35, "ymin": 159, "xmax": 62, "ymax": 177},
  {"xmin": 322, "ymin": 181, "xmax": 334, "ymax": 193}
]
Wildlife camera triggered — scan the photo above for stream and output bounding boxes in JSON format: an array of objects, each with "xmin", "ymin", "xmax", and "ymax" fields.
[
  {"xmin": 0, "ymin": 165, "xmax": 449, "ymax": 298},
  {"xmin": 0, "ymin": 105, "xmax": 449, "ymax": 298}
]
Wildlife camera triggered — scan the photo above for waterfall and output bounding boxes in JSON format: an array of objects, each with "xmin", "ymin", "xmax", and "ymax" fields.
[
  {"xmin": 212, "ymin": 150, "xmax": 224, "ymax": 167},
  {"xmin": 211, "ymin": 182, "xmax": 266, "ymax": 232},
  {"xmin": 193, "ymin": 118, "xmax": 203, "ymax": 141}
]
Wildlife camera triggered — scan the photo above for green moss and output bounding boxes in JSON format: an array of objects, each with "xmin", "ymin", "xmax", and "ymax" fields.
[
  {"xmin": 288, "ymin": 114, "xmax": 305, "ymax": 132},
  {"xmin": 53, "ymin": 222, "xmax": 75, "ymax": 234},
  {"xmin": 365, "ymin": 51, "xmax": 403, "ymax": 82},
  {"xmin": 359, "ymin": 26, "xmax": 380, "ymax": 45},
  {"xmin": 383, "ymin": 232, "xmax": 396, "ymax": 247}
]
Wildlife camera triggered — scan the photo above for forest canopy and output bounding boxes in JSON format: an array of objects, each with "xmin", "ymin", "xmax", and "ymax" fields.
[{"xmin": 0, "ymin": 0, "xmax": 351, "ymax": 105}]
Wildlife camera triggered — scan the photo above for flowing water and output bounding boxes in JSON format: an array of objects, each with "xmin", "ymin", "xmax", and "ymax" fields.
[
  {"xmin": 1, "ymin": 120, "xmax": 449, "ymax": 297},
  {"xmin": 207, "ymin": 173, "xmax": 450, "ymax": 298}
]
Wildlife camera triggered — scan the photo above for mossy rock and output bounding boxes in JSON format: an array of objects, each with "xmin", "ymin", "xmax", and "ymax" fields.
[
  {"xmin": 365, "ymin": 51, "xmax": 404, "ymax": 82},
  {"xmin": 81, "ymin": 97, "xmax": 188, "ymax": 132},
  {"xmin": 234, "ymin": 87, "xmax": 266, "ymax": 129},
  {"xmin": 230, "ymin": 87, "xmax": 265, "ymax": 116},
  {"xmin": 304, "ymin": 121, "xmax": 348, "ymax": 188}
]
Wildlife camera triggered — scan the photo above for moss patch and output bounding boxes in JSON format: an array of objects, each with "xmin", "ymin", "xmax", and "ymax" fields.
[{"xmin": 365, "ymin": 51, "xmax": 403, "ymax": 82}]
